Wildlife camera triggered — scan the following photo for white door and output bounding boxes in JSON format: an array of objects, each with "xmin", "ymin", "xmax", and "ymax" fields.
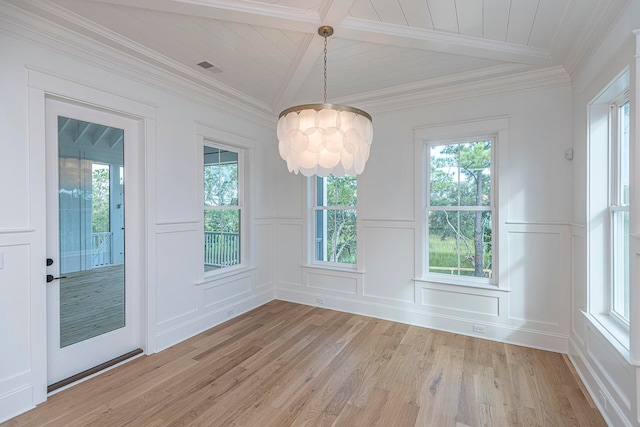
[{"xmin": 45, "ymin": 98, "xmax": 141, "ymax": 387}]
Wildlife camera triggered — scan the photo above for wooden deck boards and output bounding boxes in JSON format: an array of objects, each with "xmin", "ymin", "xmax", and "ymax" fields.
[
  {"xmin": 4, "ymin": 300, "xmax": 605, "ymax": 427},
  {"xmin": 59, "ymin": 265, "xmax": 124, "ymax": 347}
]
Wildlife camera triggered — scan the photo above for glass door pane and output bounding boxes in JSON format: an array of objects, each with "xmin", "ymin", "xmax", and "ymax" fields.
[{"xmin": 58, "ymin": 116, "xmax": 125, "ymax": 347}]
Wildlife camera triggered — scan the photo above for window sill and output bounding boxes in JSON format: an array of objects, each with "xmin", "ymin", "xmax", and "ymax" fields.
[
  {"xmin": 196, "ymin": 265, "xmax": 256, "ymax": 285},
  {"xmin": 581, "ymin": 311, "xmax": 637, "ymax": 365},
  {"xmin": 414, "ymin": 276, "xmax": 509, "ymax": 293},
  {"xmin": 303, "ymin": 264, "xmax": 364, "ymax": 274}
]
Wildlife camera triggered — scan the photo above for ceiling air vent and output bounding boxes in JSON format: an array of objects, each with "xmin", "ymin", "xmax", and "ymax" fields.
[{"xmin": 197, "ymin": 61, "xmax": 222, "ymax": 74}]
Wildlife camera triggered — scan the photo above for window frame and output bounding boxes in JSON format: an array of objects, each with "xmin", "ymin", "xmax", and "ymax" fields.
[
  {"xmin": 309, "ymin": 175, "xmax": 360, "ymax": 271},
  {"xmin": 414, "ymin": 116, "xmax": 508, "ymax": 290},
  {"xmin": 425, "ymin": 136, "xmax": 497, "ymax": 285},
  {"xmin": 196, "ymin": 124, "xmax": 252, "ymax": 284}
]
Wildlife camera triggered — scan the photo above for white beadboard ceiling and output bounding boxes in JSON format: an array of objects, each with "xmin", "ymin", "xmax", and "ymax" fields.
[{"xmin": 6, "ymin": 0, "xmax": 629, "ymax": 117}]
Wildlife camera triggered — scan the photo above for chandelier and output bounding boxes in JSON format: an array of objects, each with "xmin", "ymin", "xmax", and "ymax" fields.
[{"xmin": 277, "ymin": 26, "xmax": 373, "ymax": 177}]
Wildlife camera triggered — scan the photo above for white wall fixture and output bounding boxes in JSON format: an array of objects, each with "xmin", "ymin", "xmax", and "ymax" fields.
[{"xmin": 276, "ymin": 26, "xmax": 373, "ymax": 177}]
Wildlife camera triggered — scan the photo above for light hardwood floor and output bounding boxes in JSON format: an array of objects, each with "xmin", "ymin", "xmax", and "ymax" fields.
[{"xmin": 5, "ymin": 300, "xmax": 605, "ymax": 426}]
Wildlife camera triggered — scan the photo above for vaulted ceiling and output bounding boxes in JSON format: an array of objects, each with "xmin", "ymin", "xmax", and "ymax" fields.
[{"xmin": 5, "ymin": 0, "xmax": 629, "ymax": 118}]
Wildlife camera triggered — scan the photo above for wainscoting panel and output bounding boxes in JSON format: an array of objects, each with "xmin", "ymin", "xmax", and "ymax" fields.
[
  {"xmin": 506, "ymin": 225, "xmax": 569, "ymax": 330},
  {"xmin": 0, "ymin": 242, "xmax": 34, "ymax": 422},
  {"xmin": 587, "ymin": 327, "xmax": 634, "ymax": 411},
  {"xmin": 254, "ymin": 222, "xmax": 273, "ymax": 289},
  {"xmin": 421, "ymin": 287, "xmax": 500, "ymax": 317},
  {"xmin": 307, "ymin": 271, "xmax": 358, "ymax": 295},
  {"xmin": 156, "ymin": 229, "xmax": 198, "ymax": 325},
  {"xmin": 277, "ymin": 222, "xmax": 303, "ymax": 288},
  {"xmin": 362, "ymin": 226, "xmax": 415, "ymax": 303},
  {"xmin": 571, "ymin": 226, "xmax": 587, "ymax": 347},
  {"xmin": 203, "ymin": 274, "xmax": 252, "ymax": 308},
  {"xmin": 0, "ymin": 244, "xmax": 31, "ymax": 382}
]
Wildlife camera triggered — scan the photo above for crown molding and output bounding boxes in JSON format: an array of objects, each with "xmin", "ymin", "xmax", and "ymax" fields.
[
  {"xmin": 337, "ymin": 66, "xmax": 571, "ymax": 115},
  {"xmin": 31, "ymin": 0, "xmax": 273, "ymax": 112},
  {"xmin": 0, "ymin": 0, "xmax": 276, "ymax": 128},
  {"xmin": 334, "ymin": 63, "xmax": 528, "ymax": 104}
]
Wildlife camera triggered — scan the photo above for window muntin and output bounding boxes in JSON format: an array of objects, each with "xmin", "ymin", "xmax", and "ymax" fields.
[
  {"xmin": 427, "ymin": 139, "xmax": 494, "ymax": 280},
  {"xmin": 313, "ymin": 175, "xmax": 357, "ymax": 265},
  {"xmin": 610, "ymin": 98, "xmax": 630, "ymax": 322},
  {"xmin": 203, "ymin": 145, "xmax": 241, "ymax": 272}
]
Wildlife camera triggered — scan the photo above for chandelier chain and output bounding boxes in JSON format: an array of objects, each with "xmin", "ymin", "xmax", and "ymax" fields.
[
  {"xmin": 323, "ymin": 30, "xmax": 328, "ymax": 104},
  {"xmin": 276, "ymin": 25, "xmax": 373, "ymax": 177}
]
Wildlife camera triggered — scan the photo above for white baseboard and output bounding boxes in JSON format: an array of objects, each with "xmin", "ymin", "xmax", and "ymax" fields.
[
  {"xmin": 155, "ymin": 289, "xmax": 275, "ymax": 351},
  {"xmin": 276, "ymin": 288, "xmax": 569, "ymax": 353},
  {"xmin": 568, "ymin": 337, "xmax": 632, "ymax": 427},
  {"xmin": 0, "ymin": 384, "xmax": 34, "ymax": 424}
]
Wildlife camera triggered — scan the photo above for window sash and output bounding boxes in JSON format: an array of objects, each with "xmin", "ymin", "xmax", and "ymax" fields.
[
  {"xmin": 610, "ymin": 201, "xmax": 629, "ymax": 323},
  {"xmin": 312, "ymin": 176, "xmax": 357, "ymax": 266},
  {"xmin": 610, "ymin": 99, "xmax": 629, "ymax": 206},
  {"xmin": 205, "ymin": 205, "xmax": 243, "ymax": 211},
  {"xmin": 429, "ymin": 206, "xmax": 493, "ymax": 212},
  {"xmin": 313, "ymin": 206, "xmax": 354, "ymax": 212},
  {"xmin": 313, "ymin": 207, "xmax": 357, "ymax": 264},
  {"xmin": 203, "ymin": 148, "xmax": 239, "ymax": 208},
  {"xmin": 608, "ymin": 94, "xmax": 630, "ymax": 323},
  {"xmin": 426, "ymin": 138, "xmax": 495, "ymax": 282}
]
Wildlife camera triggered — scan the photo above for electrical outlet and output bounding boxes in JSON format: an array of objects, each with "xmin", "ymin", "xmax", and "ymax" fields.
[
  {"xmin": 599, "ymin": 390, "xmax": 607, "ymax": 410},
  {"xmin": 316, "ymin": 297, "xmax": 325, "ymax": 305},
  {"xmin": 227, "ymin": 308, "xmax": 235, "ymax": 317},
  {"xmin": 473, "ymin": 324, "xmax": 486, "ymax": 334}
]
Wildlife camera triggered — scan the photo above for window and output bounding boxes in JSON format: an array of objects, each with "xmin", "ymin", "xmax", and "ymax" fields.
[
  {"xmin": 426, "ymin": 139, "xmax": 494, "ymax": 281},
  {"xmin": 313, "ymin": 175, "xmax": 357, "ymax": 266},
  {"xmin": 610, "ymin": 95, "xmax": 630, "ymax": 322},
  {"xmin": 91, "ymin": 163, "xmax": 112, "ymax": 267},
  {"xmin": 587, "ymin": 69, "xmax": 630, "ymax": 348},
  {"xmin": 203, "ymin": 144, "xmax": 242, "ymax": 273},
  {"xmin": 91, "ymin": 163, "xmax": 111, "ymax": 235}
]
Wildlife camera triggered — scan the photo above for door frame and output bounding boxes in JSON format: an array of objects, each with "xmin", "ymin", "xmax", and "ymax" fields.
[{"xmin": 27, "ymin": 68, "xmax": 157, "ymax": 405}]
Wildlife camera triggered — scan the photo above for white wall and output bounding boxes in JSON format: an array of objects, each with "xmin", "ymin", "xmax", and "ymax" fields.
[
  {"xmin": 570, "ymin": 2, "xmax": 640, "ymax": 426},
  {"xmin": 3, "ymin": 1, "xmax": 637, "ymax": 425},
  {"xmin": 0, "ymin": 11, "xmax": 277, "ymax": 421},
  {"xmin": 275, "ymin": 78, "xmax": 575, "ymax": 353}
]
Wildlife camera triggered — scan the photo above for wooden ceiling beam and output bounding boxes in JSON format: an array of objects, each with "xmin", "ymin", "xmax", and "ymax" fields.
[
  {"xmin": 110, "ymin": 133, "xmax": 124, "ymax": 149},
  {"xmin": 86, "ymin": 0, "xmax": 320, "ymax": 33},
  {"xmin": 93, "ymin": 126, "xmax": 111, "ymax": 146},
  {"xmin": 74, "ymin": 122, "xmax": 92, "ymax": 144},
  {"xmin": 273, "ymin": 0, "xmax": 358, "ymax": 112},
  {"xmin": 58, "ymin": 117, "xmax": 72, "ymax": 136},
  {"xmin": 89, "ymin": 0, "xmax": 549, "ymax": 67},
  {"xmin": 319, "ymin": 0, "xmax": 358, "ymax": 27},
  {"xmin": 336, "ymin": 17, "xmax": 551, "ymax": 65}
]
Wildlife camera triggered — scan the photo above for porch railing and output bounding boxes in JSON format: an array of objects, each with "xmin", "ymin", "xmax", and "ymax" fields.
[
  {"xmin": 429, "ymin": 266, "xmax": 492, "ymax": 278},
  {"xmin": 205, "ymin": 232, "xmax": 240, "ymax": 267},
  {"xmin": 92, "ymin": 232, "xmax": 112, "ymax": 267}
]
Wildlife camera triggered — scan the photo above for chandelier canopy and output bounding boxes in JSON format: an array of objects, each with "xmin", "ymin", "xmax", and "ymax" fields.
[{"xmin": 276, "ymin": 26, "xmax": 373, "ymax": 177}]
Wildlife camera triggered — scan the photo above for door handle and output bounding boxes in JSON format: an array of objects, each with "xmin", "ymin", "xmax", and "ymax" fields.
[{"xmin": 46, "ymin": 274, "xmax": 67, "ymax": 283}]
